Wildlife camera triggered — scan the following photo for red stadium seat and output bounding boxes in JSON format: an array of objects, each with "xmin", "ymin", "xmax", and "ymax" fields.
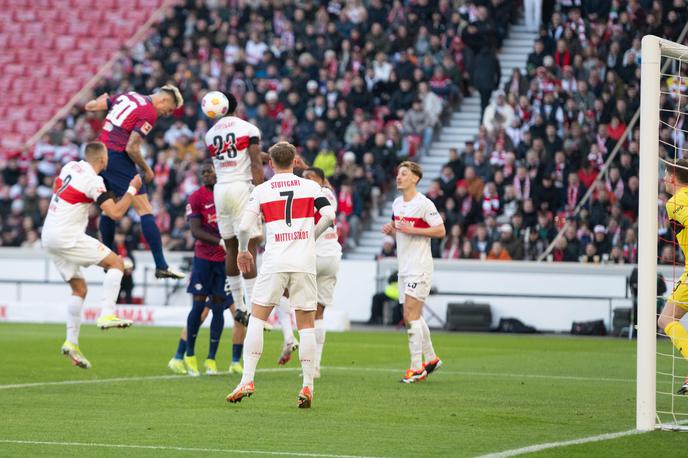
[{"xmin": 1, "ymin": 0, "xmax": 161, "ymax": 154}]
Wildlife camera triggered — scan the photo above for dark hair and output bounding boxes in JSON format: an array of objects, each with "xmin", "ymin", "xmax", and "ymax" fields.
[
  {"xmin": 268, "ymin": 141, "xmax": 296, "ymax": 169},
  {"xmin": 226, "ymin": 93, "xmax": 238, "ymax": 114},
  {"xmin": 306, "ymin": 167, "xmax": 325, "ymax": 181},
  {"xmin": 667, "ymin": 158, "xmax": 688, "ymax": 185}
]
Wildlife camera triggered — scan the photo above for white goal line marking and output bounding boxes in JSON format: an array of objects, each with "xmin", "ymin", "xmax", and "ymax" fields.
[
  {"xmin": 0, "ymin": 366, "xmax": 634, "ymax": 391},
  {"xmin": 474, "ymin": 429, "xmax": 641, "ymax": 457},
  {"xmin": 0, "ymin": 439, "xmax": 383, "ymax": 458}
]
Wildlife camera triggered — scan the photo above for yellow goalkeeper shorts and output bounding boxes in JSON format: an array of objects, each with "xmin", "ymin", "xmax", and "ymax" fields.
[{"xmin": 669, "ymin": 272, "xmax": 688, "ymax": 311}]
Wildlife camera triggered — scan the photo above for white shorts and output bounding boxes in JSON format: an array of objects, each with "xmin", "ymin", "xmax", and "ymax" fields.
[
  {"xmin": 398, "ymin": 273, "xmax": 432, "ymax": 304},
  {"xmin": 252, "ymin": 272, "xmax": 317, "ymax": 311},
  {"xmin": 315, "ymin": 255, "xmax": 340, "ymax": 307},
  {"xmin": 214, "ymin": 181, "xmax": 262, "ymax": 239},
  {"xmin": 44, "ymin": 234, "xmax": 111, "ymax": 281}
]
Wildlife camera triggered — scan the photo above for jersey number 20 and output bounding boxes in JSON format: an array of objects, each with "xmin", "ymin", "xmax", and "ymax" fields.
[{"xmin": 212, "ymin": 133, "xmax": 238, "ymax": 160}]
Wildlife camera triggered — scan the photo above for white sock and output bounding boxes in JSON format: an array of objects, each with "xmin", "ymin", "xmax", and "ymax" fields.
[
  {"xmin": 227, "ymin": 275, "xmax": 246, "ymax": 312},
  {"xmin": 419, "ymin": 317, "xmax": 437, "ymax": 362},
  {"xmin": 407, "ymin": 320, "xmax": 423, "ymax": 371},
  {"xmin": 314, "ymin": 319, "xmax": 326, "ymax": 371},
  {"xmin": 278, "ymin": 296, "xmax": 294, "ymax": 344},
  {"xmin": 99, "ymin": 269, "xmax": 123, "ymax": 319},
  {"xmin": 298, "ymin": 328, "xmax": 316, "ymax": 390},
  {"xmin": 242, "ymin": 276, "xmax": 256, "ymax": 307},
  {"xmin": 240, "ymin": 316, "xmax": 265, "ymax": 385},
  {"xmin": 66, "ymin": 295, "xmax": 84, "ymax": 345}
]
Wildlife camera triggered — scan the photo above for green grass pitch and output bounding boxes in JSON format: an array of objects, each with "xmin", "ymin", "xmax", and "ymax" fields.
[{"xmin": 0, "ymin": 323, "xmax": 687, "ymax": 457}]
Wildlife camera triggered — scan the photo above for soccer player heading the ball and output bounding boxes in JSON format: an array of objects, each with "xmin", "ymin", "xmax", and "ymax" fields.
[
  {"xmin": 85, "ymin": 86, "xmax": 186, "ymax": 280},
  {"xmin": 660, "ymin": 158, "xmax": 688, "ymax": 395},
  {"xmin": 382, "ymin": 161, "xmax": 445, "ymax": 384}
]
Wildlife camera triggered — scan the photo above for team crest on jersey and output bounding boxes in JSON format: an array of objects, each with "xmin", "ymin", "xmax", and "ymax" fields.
[
  {"xmin": 195, "ymin": 283, "xmax": 202, "ymax": 291},
  {"xmin": 140, "ymin": 121, "xmax": 153, "ymax": 135}
]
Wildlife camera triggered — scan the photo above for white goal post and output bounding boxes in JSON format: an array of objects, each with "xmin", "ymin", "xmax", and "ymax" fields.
[{"xmin": 638, "ymin": 35, "xmax": 688, "ymax": 432}]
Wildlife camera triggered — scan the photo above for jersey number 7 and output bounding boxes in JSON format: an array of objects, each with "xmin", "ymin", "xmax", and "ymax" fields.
[
  {"xmin": 212, "ymin": 133, "xmax": 238, "ymax": 161},
  {"xmin": 280, "ymin": 191, "xmax": 293, "ymax": 227}
]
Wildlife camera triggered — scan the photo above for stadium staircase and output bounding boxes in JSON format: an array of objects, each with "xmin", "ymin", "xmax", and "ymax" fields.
[
  {"xmin": 348, "ymin": 20, "xmax": 538, "ymax": 260},
  {"xmin": 0, "ymin": 0, "xmax": 167, "ymax": 155}
]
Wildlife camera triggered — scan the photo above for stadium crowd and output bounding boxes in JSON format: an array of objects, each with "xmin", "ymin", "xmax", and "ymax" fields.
[
  {"xmin": 0, "ymin": 0, "xmax": 682, "ymax": 266},
  {"xmin": 390, "ymin": 0, "xmax": 687, "ymax": 265}
]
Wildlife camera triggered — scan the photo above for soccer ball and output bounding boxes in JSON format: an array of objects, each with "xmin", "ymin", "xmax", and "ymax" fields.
[{"xmin": 202, "ymin": 91, "xmax": 229, "ymax": 119}]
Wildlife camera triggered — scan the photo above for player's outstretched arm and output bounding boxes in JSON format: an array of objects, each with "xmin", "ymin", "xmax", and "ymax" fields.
[
  {"xmin": 85, "ymin": 93, "xmax": 110, "ymax": 112},
  {"xmin": 99, "ymin": 176, "xmax": 142, "ymax": 220},
  {"xmin": 248, "ymin": 144, "xmax": 265, "ymax": 185},
  {"xmin": 125, "ymin": 132, "xmax": 154, "ymax": 182}
]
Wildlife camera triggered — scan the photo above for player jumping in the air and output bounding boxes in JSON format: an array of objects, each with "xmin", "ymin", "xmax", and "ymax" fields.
[
  {"xmin": 659, "ymin": 158, "xmax": 688, "ymax": 395},
  {"xmin": 303, "ymin": 167, "xmax": 342, "ymax": 378},
  {"xmin": 226, "ymin": 142, "xmax": 335, "ymax": 408},
  {"xmin": 41, "ymin": 142, "xmax": 141, "ymax": 368},
  {"xmin": 85, "ymin": 86, "xmax": 185, "ymax": 280},
  {"xmin": 204, "ymin": 93, "xmax": 265, "ymax": 324},
  {"xmin": 166, "ymin": 161, "xmax": 244, "ymax": 376},
  {"xmin": 382, "ymin": 161, "xmax": 445, "ymax": 384}
]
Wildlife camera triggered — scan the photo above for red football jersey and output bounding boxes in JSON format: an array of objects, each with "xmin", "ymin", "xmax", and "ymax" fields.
[
  {"xmin": 97, "ymin": 92, "xmax": 158, "ymax": 152},
  {"xmin": 186, "ymin": 185, "xmax": 225, "ymax": 262}
]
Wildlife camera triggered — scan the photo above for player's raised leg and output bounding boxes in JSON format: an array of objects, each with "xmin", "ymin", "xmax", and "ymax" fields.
[
  {"xmin": 96, "ymin": 252, "xmax": 133, "ymax": 329},
  {"xmin": 658, "ymin": 297, "xmax": 688, "ymax": 394},
  {"xmin": 61, "ymin": 277, "xmax": 91, "ymax": 369},
  {"xmin": 132, "ymin": 195, "xmax": 185, "ymax": 279}
]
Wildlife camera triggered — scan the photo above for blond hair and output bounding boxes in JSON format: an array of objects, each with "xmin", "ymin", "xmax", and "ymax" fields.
[
  {"xmin": 399, "ymin": 161, "xmax": 423, "ymax": 181},
  {"xmin": 160, "ymin": 84, "xmax": 184, "ymax": 108},
  {"xmin": 268, "ymin": 141, "xmax": 297, "ymax": 169}
]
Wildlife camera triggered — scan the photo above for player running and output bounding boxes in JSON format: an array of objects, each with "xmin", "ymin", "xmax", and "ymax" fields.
[
  {"xmin": 226, "ymin": 142, "xmax": 335, "ymax": 408},
  {"xmin": 659, "ymin": 158, "xmax": 688, "ymax": 394},
  {"xmin": 303, "ymin": 167, "xmax": 342, "ymax": 378},
  {"xmin": 205, "ymin": 93, "xmax": 265, "ymax": 324},
  {"xmin": 382, "ymin": 161, "xmax": 445, "ymax": 384},
  {"xmin": 85, "ymin": 86, "xmax": 185, "ymax": 280},
  {"xmin": 41, "ymin": 142, "xmax": 141, "ymax": 368}
]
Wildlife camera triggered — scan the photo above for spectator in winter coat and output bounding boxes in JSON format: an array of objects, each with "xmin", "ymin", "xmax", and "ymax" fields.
[{"xmin": 482, "ymin": 90, "xmax": 515, "ymax": 135}]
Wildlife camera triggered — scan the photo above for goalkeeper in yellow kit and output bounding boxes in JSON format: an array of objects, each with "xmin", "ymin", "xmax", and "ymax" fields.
[{"xmin": 660, "ymin": 159, "xmax": 688, "ymax": 394}]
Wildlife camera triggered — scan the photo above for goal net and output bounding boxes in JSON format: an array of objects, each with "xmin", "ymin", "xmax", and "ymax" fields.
[{"xmin": 639, "ymin": 35, "xmax": 688, "ymax": 431}]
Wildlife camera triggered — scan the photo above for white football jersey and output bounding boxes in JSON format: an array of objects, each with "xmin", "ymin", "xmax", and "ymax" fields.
[
  {"xmin": 42, "ymin": 161, "xmax": 107, "ymax": 247},
  {"xmin": 245, "ymin": 173, "xmax": 326, "ymax": 274},
  {"xmin": 205, "ymin": 116, "xmax": 261, "ymax": 184},
  {"xmin": 315, "ymin": 187, "xmax": 342, "ymax": 258},
  {"xmin": 392, "ymin": 193, "xmax": 444, "ymax": 276}
]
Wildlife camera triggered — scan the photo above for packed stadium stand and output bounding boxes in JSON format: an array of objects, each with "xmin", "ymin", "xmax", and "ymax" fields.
[{"xmin": 0, "ymin": 0, "xmax": 683, "ymax": 267}]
